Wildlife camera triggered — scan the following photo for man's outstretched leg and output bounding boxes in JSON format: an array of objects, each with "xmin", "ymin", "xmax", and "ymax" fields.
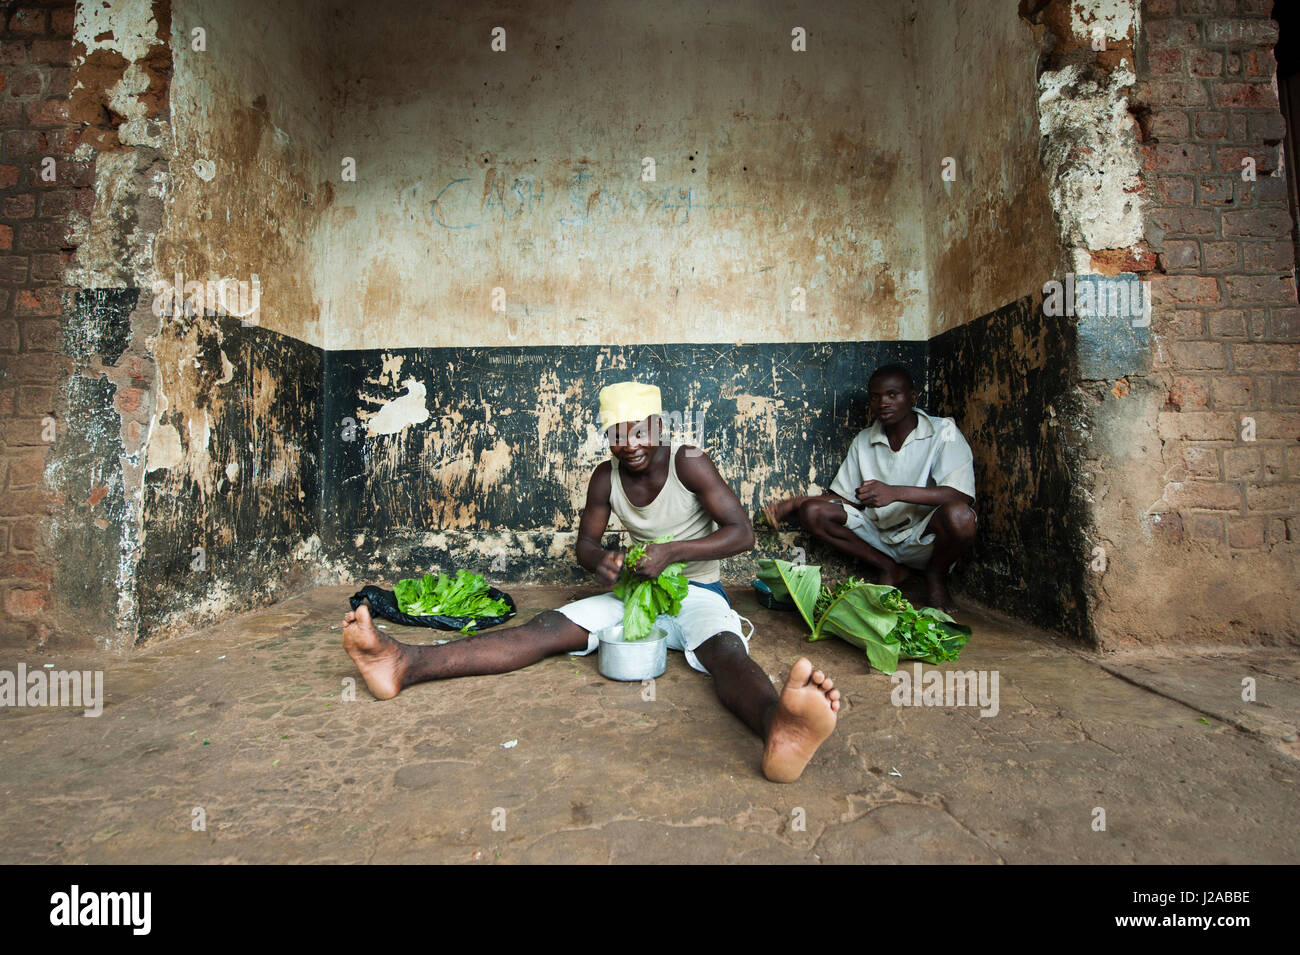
[
  {"xmin": 342, "ymin": 603, "xmax": 590, "ymax": 699},
  {"xmin": 694, "ymin": 632, "xmax": 841, "ymax": 783}
]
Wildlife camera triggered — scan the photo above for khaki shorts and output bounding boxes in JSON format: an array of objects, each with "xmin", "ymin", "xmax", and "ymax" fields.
[
  {"xmin": 558, "ymin": 584, "xmax": 753, "ymax": 674},
  {"xmin": 841, "ymin": 502, "xmax": 975, "ymax": 570}
]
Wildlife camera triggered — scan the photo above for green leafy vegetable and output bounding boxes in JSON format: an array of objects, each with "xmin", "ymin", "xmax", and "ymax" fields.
[
  {"xmin": 756, "ymin": 560, "xmax": 971, "ymax": 673},
  {"xmin": 812, "ymin": 577, "xmax": 905, "ymax": 673},
  {"xmin": 613, "ymin": 536, "xmax": 688, "ymax": 642},
  {"xmin": 812, "ymin": 577, "xmax": 970, "ymax": 672},
  {"xmin": 394, "ymin": 569, "xmax": 510, "ymax": 619},
  {"xmin": 756, "ymin": 559, "xmax": 822, "ymax": 633}
]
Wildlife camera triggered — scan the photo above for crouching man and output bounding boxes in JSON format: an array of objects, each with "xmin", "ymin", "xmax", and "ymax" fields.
[
  {"xmin": 764, "ymin": 363, "xmax": 977, "ymax": 611},
  {"xmin": 343, "ymin": 381, "xmax": 840, "ymax": 783}
]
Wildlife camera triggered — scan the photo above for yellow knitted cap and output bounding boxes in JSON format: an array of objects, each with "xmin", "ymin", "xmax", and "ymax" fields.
[{"xmin": 598, "ymin": 382, "xmax": 662, "ymax": 430}]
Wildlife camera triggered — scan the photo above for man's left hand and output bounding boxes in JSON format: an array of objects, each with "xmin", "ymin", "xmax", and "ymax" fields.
[
  {"xmin": 856, "ymin": 480, "xmax": 902, "ymax": 508},
  {"xmin": 634, "ymin": 541, "xmax": 677, "ymax": 579}
]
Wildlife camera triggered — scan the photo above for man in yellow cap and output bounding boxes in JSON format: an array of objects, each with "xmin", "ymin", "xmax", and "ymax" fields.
[{"xmin": 340, "ymin": 381, "xmax": 841, "ymax": 783}]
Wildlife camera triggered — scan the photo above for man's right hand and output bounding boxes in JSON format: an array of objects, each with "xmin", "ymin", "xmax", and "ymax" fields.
[
  {"xmin": 594, "ymin": 548, "xmax": 625, "ymax": 588},
  {"xmin": 762, "ymin": 497, "xmax": 796, "ymax": 529}
]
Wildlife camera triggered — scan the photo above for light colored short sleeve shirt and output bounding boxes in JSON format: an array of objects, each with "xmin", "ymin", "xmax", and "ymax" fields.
[{"xmin": 829, "ymin": 409, "xmax": 976, "ymax": 543}]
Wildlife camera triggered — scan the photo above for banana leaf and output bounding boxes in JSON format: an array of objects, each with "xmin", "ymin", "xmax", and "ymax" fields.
[
  {"xmin": 755, "ymin": 558, "xmax": 821, "ymax": 633},
  {"xmin": 812, "ymin": 581, "xmax": 972, "ymax": 673},
  {"xmin": 758, "ymin": 559, "xmax": 972, "ymax": 674},
  {"xmin": 812, "ymin": 581, "xmax": 903, "ymax": 673}
]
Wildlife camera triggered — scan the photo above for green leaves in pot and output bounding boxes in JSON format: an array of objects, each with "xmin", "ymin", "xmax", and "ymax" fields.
[{"xmin": 613, "ymin": 536, "xmax": 689, "ymax": 642}]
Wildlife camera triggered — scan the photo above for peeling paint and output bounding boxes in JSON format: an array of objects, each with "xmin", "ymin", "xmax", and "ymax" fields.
[
  {"xmin": 145, "ymin": 422, "xmax": 182, "ymax": 471},
  {"xmin": 364, "ymin": 378, "xmax": 430, "ymax": 436},
  {"xmin": 1038, "ymin": 59, "xmax": 1145, "ymax": 257}
]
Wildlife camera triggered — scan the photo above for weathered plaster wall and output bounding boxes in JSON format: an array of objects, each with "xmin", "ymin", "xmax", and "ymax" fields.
[
  {"xmin": 916, "ymin": 0, "xmax": 1064, "ymax": 334},
  {"xmin": 39, "ymin": 0, "xmax": 334, "ymax": 647},
  {"xmin": 36, "ymin": 0, "xmax": 173, "ymax": 649},
  {"xmin": 905, "ymin": 1, "xmax": 1084, "ymax": 637},
  {"xmin": 314, "ymin": 0, "xmax": 929, "ymax": 350},
  {"xmin": 324, "ymin": 341, "xmax": 925, "ymax": 583},
  {"xmin": 929, "ymin": 294, "xmax": 1092, "ymax": 636},
  {"xmin": 130, "ymin": 0, "xmax": 334, "ymax": 640},
  {"xmin": 161, "ymin": 0, "xmax": 334, "ymax": 344},
  {"xmin": 135, "ymin": 317, "xmax": 322, "ymax": 641}
]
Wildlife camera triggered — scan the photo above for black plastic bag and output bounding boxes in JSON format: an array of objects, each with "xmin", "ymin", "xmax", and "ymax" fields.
[{"xmin": 349, "ymin": 584, "xmax": 517, "ymax": 631}]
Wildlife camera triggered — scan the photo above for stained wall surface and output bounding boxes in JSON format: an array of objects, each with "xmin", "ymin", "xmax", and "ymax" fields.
[
  {"xmin": 131, "ymin": 0, "xmax": 335, "ymax": 639},
  {"xmin": 916, "ymin": 0, "xmax": 1065, "ymax": 334},
  {"xmin": 24, "ymin": 0, "xmax": 1295, "ymax": 653},
  {"xmin": 313, "ymin": 0, "xmax": 930, "ymax": 350}
]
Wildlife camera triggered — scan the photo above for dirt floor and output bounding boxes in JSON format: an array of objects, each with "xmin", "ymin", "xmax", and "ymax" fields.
[{"xmin": 1, "ymin": 582, "xmax": 1297, "ymax": 864}]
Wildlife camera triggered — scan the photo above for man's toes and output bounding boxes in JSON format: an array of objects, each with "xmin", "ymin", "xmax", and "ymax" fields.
[{"xmin": 788, "ymin": 658, "xmax": 813, "ymax": 686}]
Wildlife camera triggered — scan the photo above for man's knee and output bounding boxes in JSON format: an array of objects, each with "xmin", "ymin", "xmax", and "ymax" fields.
[
  {"xmin": 934, "ymin": 501, "xmax": 977, "ymax": 543},
  {"xmin": 694, "ymin": 630, "xmax": 747, "ymax": 667},
  {"xmin": 532, "ymin": 610, "xmax": 591, "ymax": 652},
  {"xmin": 797, "ymin": 498, "xmax": 845, "ymax": 534}
]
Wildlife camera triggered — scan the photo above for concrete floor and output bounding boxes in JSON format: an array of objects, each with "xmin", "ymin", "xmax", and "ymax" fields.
[{"xmin": 1, "ymin": 582, "xmax": 1297, "ymax": 864}]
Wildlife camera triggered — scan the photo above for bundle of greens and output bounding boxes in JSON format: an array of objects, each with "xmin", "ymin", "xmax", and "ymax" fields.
[
  {"xmin": 811, "ymin": 576, "xmax": 969, "ymax": 673},
  {"xmin": 393, "ymin": 569, "xmax": 510, "ymax": 620},
  {"xmin": 756, "ymin": 558, "xmax": 971, "ymax": 674},
  {"xmin": 612, "ymin": 535, "xmax": 689, "ymax": 641}
]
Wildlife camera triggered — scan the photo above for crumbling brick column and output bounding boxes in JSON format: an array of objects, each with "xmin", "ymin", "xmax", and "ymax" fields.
[
  {"xmin": 0, "ymin": 2, "xmax": 88, "ymax": 648},
  {"xmin": 1137, "ymin": 1, "xmax": 1298, "ymax": 563},
  {"xmin": 1021, "ymin": 0, "xmax": 1297, "ymax": 645}
]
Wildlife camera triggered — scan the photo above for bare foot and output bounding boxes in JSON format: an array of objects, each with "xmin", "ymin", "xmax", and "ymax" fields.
[
  {"xmin": 762, "ymin": 658, "xmax": 841, "ymax": 783},
  {"xmin": 924, "ymin": 572, "xmax": 957, "ymax": 614},
  {"xmin": 877, "ymin": 559, "xmax": 909, "ymax": 589},
  {"xmin": 342, "ymin": 604, "xmax": 408, "ymax": 700}
]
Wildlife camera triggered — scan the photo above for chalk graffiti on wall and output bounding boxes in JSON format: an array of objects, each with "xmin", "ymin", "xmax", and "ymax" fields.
[{"xmin": 431, "ymin": 165, "xmax": 772, "ymax": 229}]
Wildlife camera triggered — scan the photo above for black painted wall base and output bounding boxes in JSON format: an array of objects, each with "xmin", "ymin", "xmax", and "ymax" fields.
[
  {"xmin": 323, "ymin": 341, "xmax": 926, "ymax": 565},
  {"xmin": 52, "ymin": 295, "xmax": 1095, "ymax": 644},
  {"xmin": 928, "ymin": 295, "xmax": 1092, "ymax": 640},
  {"xmin": 134, "ymin": 316, "xmax": 323, "ymax": 642}
]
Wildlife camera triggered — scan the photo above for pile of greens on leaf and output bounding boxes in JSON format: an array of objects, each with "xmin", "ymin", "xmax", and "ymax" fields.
[
  {"xmin": 613, "ymin": 535, "xmax": 689, "ymax": 642},
  {"xmin": 394, "ymin": 569, "xmax": 510, "ymax": 621},
  {"xmin": 756, "ymin": 558, "xmax": 971, "ymax": 674}
]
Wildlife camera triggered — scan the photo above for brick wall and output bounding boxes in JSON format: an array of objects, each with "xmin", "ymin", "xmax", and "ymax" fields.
[
  {"xmin": 1138, "ymin": 0, "xmax": 1299, "ymax": 556},
  {"xmin": 0, "ymin": 2, "xmax": 85, "ymax": 646}
]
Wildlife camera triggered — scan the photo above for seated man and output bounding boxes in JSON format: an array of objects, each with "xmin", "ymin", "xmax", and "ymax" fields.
[
  {"xmin": 342, "ymin": 381, "xmax": 840, "ymax": 783},
  {"xmin": 764, "ymin": 363, "xmax": 976, "ymax": 612}
]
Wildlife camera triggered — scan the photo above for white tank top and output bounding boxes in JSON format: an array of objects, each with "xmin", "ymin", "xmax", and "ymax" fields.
[{"xmin": 609, "ymin": 443, "xmax": 720, "ymax": 583}]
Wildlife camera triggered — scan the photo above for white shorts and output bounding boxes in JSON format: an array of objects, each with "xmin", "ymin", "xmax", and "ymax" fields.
[
  {"xmin": 841, "ymin": 502, "xmax": 941, "ymax": 570},
  {"xmin": 558, "ymin": 584, "xmax": 752, "ymax": 674}
]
